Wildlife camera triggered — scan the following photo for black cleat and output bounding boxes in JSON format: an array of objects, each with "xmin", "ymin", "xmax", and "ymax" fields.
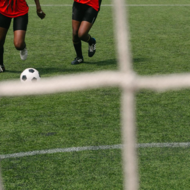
[
  {"xmin": 88, "ymin": 38, "xmax": 96, "ymax": 57},
  {"xmin": 0, "ymin": 64, "xmax": 5, "ymax": 73},
  {"xmin": 71, "ymin": 57, "xmax": 84, "ymax": 65}
]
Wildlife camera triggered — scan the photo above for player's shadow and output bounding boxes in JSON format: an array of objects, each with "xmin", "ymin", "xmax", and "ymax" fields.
[
  {"xmin": 133, "ymin": 57, "xmax": 149, "ymax": 63},
  {"xmin": 84, "ymin": 59, "xmax": 116, "ymax": 66},
  {"xmin": 35, "ymin": 67, "xmax": 85, "ymax": 75},
  {"xmin": 5, "ymin": 67, "xmax": 85, "ymax": 75},
  {"xmin": 5, "ymin": 70, "xmax": 21, "ymax": 74},
  {"xmin": 85, "ymin": 58, "xmax": 148, "ymax": 66},
  {"xmin": 5, "ymin": 58, "xmax": 148, "ymax": 74}
]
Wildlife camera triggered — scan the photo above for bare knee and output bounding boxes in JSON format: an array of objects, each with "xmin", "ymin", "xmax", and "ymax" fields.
[
  {"xmin": 77, "ymin": 32, "xmax": 84, "ymax": 40},
  {"xmin": 14, "ymin": 41, "xmax": 25, "ymax": 50},
  {"xmin": 72, "ymin": 29, "xmax": 87, "ymax": 41},
  {"xmin": 77, "ymin": 31, "xmax": 89, "ymax": 42}
]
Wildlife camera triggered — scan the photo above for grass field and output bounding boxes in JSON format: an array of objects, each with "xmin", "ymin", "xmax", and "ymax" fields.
[{"xmin": 1, "ymin": 0, "xmax": 190, "ymax": 189}]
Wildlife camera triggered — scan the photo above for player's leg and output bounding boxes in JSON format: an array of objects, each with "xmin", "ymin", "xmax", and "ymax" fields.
[
  {"xmin": 71, "ymin": 2, "xmax": 101, "ymax": 64},
  {"xmin": 0, "ymin": 13, "xmax": 12, "ymax": 72},
  {"xmin": 72, "ymin": 19, "xmax": 84, "ymax": 65},
  {"xmin": 13, "ymin": 13, "xmax": 28, "ymax": 60},
  {"xmin": 0, "ymin": 28, "xmax": 8, "ymax": 72},
  {"xmin": 14, "ymin": 30, "xmax": 28, "ymax": 60},
  {"xmin": 77, "ymin": 20, "xmax": 96, "ymax": 57},
  {"xmin": 71, "ymin": 2, "xmax": 84, "ymax": 65},
  {"xmin": 77, "ymin": 4, "xmax": 100, "ymax": 58}
]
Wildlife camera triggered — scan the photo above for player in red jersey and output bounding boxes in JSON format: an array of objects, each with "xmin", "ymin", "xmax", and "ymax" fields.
[
  {"xmin": 71, "ymin": 0, "xmax": 102, "ymax": 65},
  {"xmin": 0, "ymin": 0, "xmax": 45, "ymax": 73}
]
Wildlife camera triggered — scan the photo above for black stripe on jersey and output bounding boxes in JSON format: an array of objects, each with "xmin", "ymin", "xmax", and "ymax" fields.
[
  {"xmin": 5, "ymin": 0, "xmax": 18, "ymax": 12},
  {"xmin": 5, "ymin": 0, "xmax": 9, "ymax": 11},
  {"xmin": 11, "ymin": 0, "xmax": 14, "ymax": 11}
]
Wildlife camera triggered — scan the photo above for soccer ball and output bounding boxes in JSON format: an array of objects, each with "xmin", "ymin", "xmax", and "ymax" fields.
[{"xmin": 20, "ymin": 68, "xmax": 40, "ymax": 83}]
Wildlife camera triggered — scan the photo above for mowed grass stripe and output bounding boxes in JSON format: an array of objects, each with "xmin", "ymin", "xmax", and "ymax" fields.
[{"xmin": 1, "ymin": 142, "xmax": 190, "ymax": 159}]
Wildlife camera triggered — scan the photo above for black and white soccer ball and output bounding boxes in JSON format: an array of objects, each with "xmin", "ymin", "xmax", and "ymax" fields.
[{"xmin": 20, "ymin": 68, "xmax": 40, "ymax": 83}]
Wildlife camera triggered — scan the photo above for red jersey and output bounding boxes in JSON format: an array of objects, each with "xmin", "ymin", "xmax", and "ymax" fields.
[
  {"xmin": 0, "ymin": 0, "xmax": 29, "ymax": 18},
  {"xmin": 74, "ymin": 0, "xmax": 101, "ymax": 11}
]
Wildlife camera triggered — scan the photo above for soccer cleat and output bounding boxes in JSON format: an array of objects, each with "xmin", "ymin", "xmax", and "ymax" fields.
[
  {"xmin": 20, "ymin": 47, "xmax": 28, "ymax": 60},
  {"xmin": 71, "ymin": 57, "xmax": 84, "ymax": 65},
  {"xmin": 88, "ymin": 38, "xmax": 96, "ymax": 57},
  {"xmin": 0, "ymin": 64, "xmax": 5, "ymax": 73}
]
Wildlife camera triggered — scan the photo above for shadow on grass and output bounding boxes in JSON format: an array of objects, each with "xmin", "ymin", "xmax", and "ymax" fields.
[
  {"xmin": 4, "ymin": 70, "xmax": 21, "ymax": 74},
  {"xmin": 35, "ymin": 67, "xmax": 85, "ymax": 75},
  {"xmin": 133, "ymin": 57, "xmax": 150, "ymax": 63},
  {"xmin": 84, "ymin": 59, "xmax": 117, "ymax": 66},
  {"xmin": 32, "ymin": 59, "xmax": 117, "ymax": 75},
  {"xmin": 4, "ymin": 59, "xmax": 117, "ymax": 76},
  {"xmin": 84, "ymin": 58, "xmax": 149, "ymax": 66},
  {"xmin": 5, "ymin": 58, "xmax": 147, "ymax": 75}
]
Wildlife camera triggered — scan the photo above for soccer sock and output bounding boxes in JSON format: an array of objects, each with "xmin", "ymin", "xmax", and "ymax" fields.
[
  {"xmin": 87, "ymin": 35, "xmax": 95, "ymax": 45},
  {"xmin": 73, "ymin": 40, "xmax": 83, "ymax": 58},
  {"xmin": 22, "ymin": 42, "xmax": 26, "ymax": 50},
  {"xmin": 0, "ymin": 47, "xmax": 4, "ymax": 65}
]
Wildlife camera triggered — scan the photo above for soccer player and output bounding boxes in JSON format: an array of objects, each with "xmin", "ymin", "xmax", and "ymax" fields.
[
  {"xmin": 71, "ymin": 0, "xmax": 102, "ymax": 65},
  {"xmin": 0, "ymin": 0, "xmax": 46, "ymax": 73}
]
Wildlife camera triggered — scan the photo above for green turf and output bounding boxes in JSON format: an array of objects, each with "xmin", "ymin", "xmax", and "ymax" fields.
[
  {"xmin": 1, "ymin": 150, "xmax": 123, "ymax": 190},
  {"xmin": 1, "ymin": 1, "xmax": 190, "ymax": 189}
]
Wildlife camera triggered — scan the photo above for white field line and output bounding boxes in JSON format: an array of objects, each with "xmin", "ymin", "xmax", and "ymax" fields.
[
  {"xmin": 1, "ymin": 142, "xmax": 190, "ymax": 160},
  {"xmin": 28, "ymin": 4, "xmax": 190, "ymax": 7},
  {"xmin": 123, "ymin": 4, "xmax": 190, "ymax": 7}
]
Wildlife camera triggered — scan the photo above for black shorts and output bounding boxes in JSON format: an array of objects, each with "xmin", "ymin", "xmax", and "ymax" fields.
[
  {"xmin": 72, "ymin": 1, "xmax": 101, "ymax": 24},
  {"xmin": 0, "ymin": 13, "xmax": 28, "ymax": 31}
]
